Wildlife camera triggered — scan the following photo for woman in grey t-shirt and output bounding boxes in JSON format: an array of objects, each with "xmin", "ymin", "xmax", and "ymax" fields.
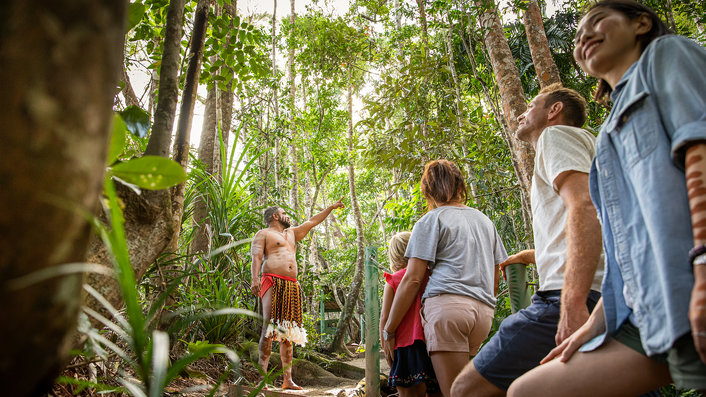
[{"xmin": 381, "ymin": 160, "xmax": 508, "ymax": 396}]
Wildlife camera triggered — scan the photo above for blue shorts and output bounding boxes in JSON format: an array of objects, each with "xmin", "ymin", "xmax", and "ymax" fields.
[{"xmin": 473, "ymin": 290, "xmax": 600, "ymax": 391}]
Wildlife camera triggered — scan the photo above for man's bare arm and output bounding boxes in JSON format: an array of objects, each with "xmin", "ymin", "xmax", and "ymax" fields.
[
  {"xmin": 497, "ymin": 249, "xmax": 535, "ymax": 282},
  {"xmin": 292, "ymin": 197, "xmax": 345, "ymax": 242},
  {"xmin": 555, "ymin": 170, "xmax": 602, "ymax": 344},
  {"xmin": 250, "ymin": 230, "xmax": 266, "ymax": 296}
]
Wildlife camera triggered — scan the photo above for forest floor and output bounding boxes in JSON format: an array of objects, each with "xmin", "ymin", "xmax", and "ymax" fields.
[{"xmin": 48, "ymin": 344, "xmax": 393, "ymax": 397}]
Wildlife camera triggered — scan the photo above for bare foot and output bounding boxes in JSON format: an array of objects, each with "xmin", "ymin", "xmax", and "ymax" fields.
[{"xmin": 282, "ymin": 380, "xmax": 303, "ymax": 390}]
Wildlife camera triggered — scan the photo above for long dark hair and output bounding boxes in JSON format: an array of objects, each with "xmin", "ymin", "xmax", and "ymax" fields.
[{"xmin": 583, "ymin": 1, "xmax": 671, "ymax": 104}]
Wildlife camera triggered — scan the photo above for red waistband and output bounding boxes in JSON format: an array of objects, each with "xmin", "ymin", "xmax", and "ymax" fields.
[{"xmin": 262, "ymin": 272, "xmax": 297, "ymax": 282}]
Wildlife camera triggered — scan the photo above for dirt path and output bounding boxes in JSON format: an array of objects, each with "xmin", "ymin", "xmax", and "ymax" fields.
[{"xmin": 279, "ymin": 355, "xmax": 390, "ymax": 397}]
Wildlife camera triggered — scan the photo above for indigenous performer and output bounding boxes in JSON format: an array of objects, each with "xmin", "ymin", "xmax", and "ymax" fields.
[{"xmin": 250, "ymin": 199, "xmax": 344, "ymax": 390}]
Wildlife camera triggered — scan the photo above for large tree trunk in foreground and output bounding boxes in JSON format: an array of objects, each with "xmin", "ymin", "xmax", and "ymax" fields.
[
  {"xmin": 476, "ymin": 0, "xmax": 534, "ymax": 243},
  {"xmin": 523, "ymin": 0, "xmax": 561, "ymax": 88},
  {"xmin": 0, "ymin": 1, "xmax": 126, "ymax": 395},
  {"xmin": 329, "ymin": 80, "xmax": 365, "ymax": 355}
]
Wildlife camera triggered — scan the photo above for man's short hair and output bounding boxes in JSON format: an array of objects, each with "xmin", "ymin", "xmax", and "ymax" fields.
[
  {"xmin": 263, "ymin": 206, "xmax": 279, "ymax": 225},
  {"xmin": 539, "ymin": 83, "xmax": 587, "ymax": 128}
]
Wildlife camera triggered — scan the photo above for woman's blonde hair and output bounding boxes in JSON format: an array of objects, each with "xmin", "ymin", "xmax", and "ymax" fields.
[{"xmin": 388, "ymin": 231, "xmax": 412, "ymax": 272}]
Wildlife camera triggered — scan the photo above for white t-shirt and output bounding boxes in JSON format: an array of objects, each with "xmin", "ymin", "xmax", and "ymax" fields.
[{"xmin": 531, "ymin": 125, "xmax": 604, "ymax": 292}]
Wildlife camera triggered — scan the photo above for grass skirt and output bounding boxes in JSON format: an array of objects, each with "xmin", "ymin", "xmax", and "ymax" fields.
[{"xmin": 266, "ymin": 275, "xmax": 307, "ymax": 346}]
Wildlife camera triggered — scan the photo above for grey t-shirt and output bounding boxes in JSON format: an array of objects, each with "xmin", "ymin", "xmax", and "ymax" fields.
[{"xmin": 405, "ymin": 206, "xmax": 508, "ymax": 307}]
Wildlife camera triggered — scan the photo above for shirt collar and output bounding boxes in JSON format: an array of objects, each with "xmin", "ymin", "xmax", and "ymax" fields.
[{"xmin": 610, "ymin": 61, "xmax": 639, "ymax": 102}]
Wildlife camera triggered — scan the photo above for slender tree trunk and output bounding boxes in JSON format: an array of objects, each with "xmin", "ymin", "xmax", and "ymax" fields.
[
  {"xmin": 445, "ymin": 13, "xmax": 478, "ymax": 199},
  {"xmin": 416, "ymin": 0, "xmax": 430, "ymax": 142},
  {"xmin": 217, "ymin": 2, "xmax": 236, "ymax": 168},
  {"xmin": 416, "ymin": 0, "xmax": 429, "ymax": 50},
  {"xmin": 288, "ymin": 0, "xmax": 299, "ymax": 219},
  {"xmin": 329, "ymin": 78, "xmax": 365, "ymax": 355},
  {"xmin": 272, "ymin": 0, "xmax": 282, "ymax": 197},
  {"xmin": 395, "ymin": 0, "xmax": 403, "ymax": 58},
  {"xmin": 260, "ymin": 111, "xmax": 270, "ymax": 208},
  {"xmin": 0, "ymin": 1, "xmax": 126, "ymax": 395},
  {"xmin": 523, "ymin": 0, "xmax": 561, "ymax": 88},
  {"xmin": 664, "ymin": 0, "xmax": 678, "ymax": 33},
  {"xmin": 144, "ymin": 0, "xmax": 185, "ymax": 157},
  {"xmin": 190, "ymin": 86, "xmax": 218, "ymax": 255},
  {"xmin": 475, "ymin": 0, "xmax": 534, "ymax": 241},
  {"xmin": 169, "ymin": 0, "xmax": 210, "ymax": 252}
]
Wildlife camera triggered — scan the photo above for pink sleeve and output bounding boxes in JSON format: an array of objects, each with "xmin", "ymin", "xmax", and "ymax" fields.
[{"xmin": 383, "ymin": 272, "xmax": 395, "ymax": 287}]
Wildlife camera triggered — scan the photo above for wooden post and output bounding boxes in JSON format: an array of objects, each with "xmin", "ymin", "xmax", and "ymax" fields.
[
  {"xmin": 320, "ymin": 289, "xmax": 326, "ymax": 335},
  {"xmin": 364, "ymin": 246, "xmax": 380, "ymax": 397}
]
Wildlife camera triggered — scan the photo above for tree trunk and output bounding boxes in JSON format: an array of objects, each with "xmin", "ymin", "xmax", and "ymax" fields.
[
  {"xmin": 475, "ymin": 0, "xmax": 534, "ymax": 241},
  {"xmin": 288, "ymin": 0, "xmax": 299, "ymax": 220},
  {"xmin": 190, "ymin": 86, "xmax": 218, "ymax": 255},
  {"xmin": 85, "ymin": 0, "xmax": 186, "ymax": 320},
  {"xmin": 216, "ymin": 2, "xmax": 236, "ymax": 167},
  {"xmin": 329, "ymin": 79, "xmax": 365, "ymax": 355},
  {"xmin": 0, "ymin": 1, "xmax": 126, "ymax": 395},
  {"xmin": 523, "ymin": 0, "xmax": 561, "ymax": 88},
  {"xmin": 445, "ymin": 13, "xmax": 478, "ymax": 199},
  {"xmin": 144, "ymin": 0, "xmax": 185, "ymax": 158},
  {"xmin": 169, "ymin": 0, "xmax": 210, "ymax": 252},
  {"xmin": 416, "ymin": 0, "xmax": 430, "ymax": 142}
]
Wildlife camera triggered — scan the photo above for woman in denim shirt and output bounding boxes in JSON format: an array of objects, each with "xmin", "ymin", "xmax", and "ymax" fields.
[{"xmin": 507, "ymin": 1, "xmax": 706, "ymax": 395}]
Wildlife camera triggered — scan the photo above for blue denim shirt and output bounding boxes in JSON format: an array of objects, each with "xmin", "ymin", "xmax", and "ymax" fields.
[{"xmin": 583, "ymin": 36, "xmax": 706, "ymax": 356}]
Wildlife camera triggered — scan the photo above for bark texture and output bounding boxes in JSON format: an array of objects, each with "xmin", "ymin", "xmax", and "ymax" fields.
[
  {"xmin": 85, "ymin": 0, "xmax": 186, "ymax": 321},
  {"xmin": 476, "ymin": 0, "xmax": 534, "ymax": 234},
  {"xmin": 190, "ymin": 86, "xmax": 218, "ymax": 255},
  {"xmin": 144, "ymin": 0, "xmax": 186, "ymax": 157},
  {"xmin": 169, "ymin": 0, "xmax": 210, "ymax": 252},
  {"xmin": 0, "ymin": 1, "xmax": 126, "ymax": 395},
  {"xmin": 523, "ymin": 0, "xmax": 561, "ymax": 88}
]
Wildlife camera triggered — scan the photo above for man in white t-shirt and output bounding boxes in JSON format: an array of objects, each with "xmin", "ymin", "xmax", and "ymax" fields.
[{"xmin": 450, "ymin": 84, "xmax": 605, "ymax": 397}]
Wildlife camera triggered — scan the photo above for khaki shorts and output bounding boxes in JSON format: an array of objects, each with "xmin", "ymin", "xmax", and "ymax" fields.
[{"xmin": 421, "ymin": 294, "xmax": 494, "ymax": 354}]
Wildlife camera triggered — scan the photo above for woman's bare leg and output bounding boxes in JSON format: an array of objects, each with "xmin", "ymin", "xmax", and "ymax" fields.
[
  {"xmin": 507, "ymin": 338, "xmax": 671, "ymax": 397},
  {"xmin": 430, "ymin": 351, "xmax": 469, "ymax": 397}
]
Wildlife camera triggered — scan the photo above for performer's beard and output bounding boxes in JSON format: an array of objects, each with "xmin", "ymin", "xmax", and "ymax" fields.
[{"xmin": 280, "ymin": 218, "xmax": 291, "ymax": 229}]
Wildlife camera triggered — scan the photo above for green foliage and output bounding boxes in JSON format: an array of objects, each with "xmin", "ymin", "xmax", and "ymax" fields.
[
  {"xmin": 177, "ymin": 127, "xmax": 265, "ymax": 345},
  {"xmin": 109, "ymin": 115, "xmax": 128, "ymax": 165},
  {"xmin": 77, "ymin": 176, "xmax": 239, "ymax": 396},
  {"xmin": 119, "ymin": 105, "xmax": 152, "ymax": 138},
  {"xmin": 109, "ymin": 156, "xmax": 187, "ymax": 190},
  {"xmin": 201, "ymin": 11, "xmax": 270, "ymax": 92},
  {"xmin": 114, "ymin": 1, "xmax": 706, "ymax": 394},
  {"xmin": 126, "ymin": 1, "xmax": 147, "ymax": 32}
]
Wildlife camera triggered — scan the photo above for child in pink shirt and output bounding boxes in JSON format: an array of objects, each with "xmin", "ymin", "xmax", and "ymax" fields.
[{"xmin": 380, "ymin": 232, "xmax": 440, "ymax": 397}]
